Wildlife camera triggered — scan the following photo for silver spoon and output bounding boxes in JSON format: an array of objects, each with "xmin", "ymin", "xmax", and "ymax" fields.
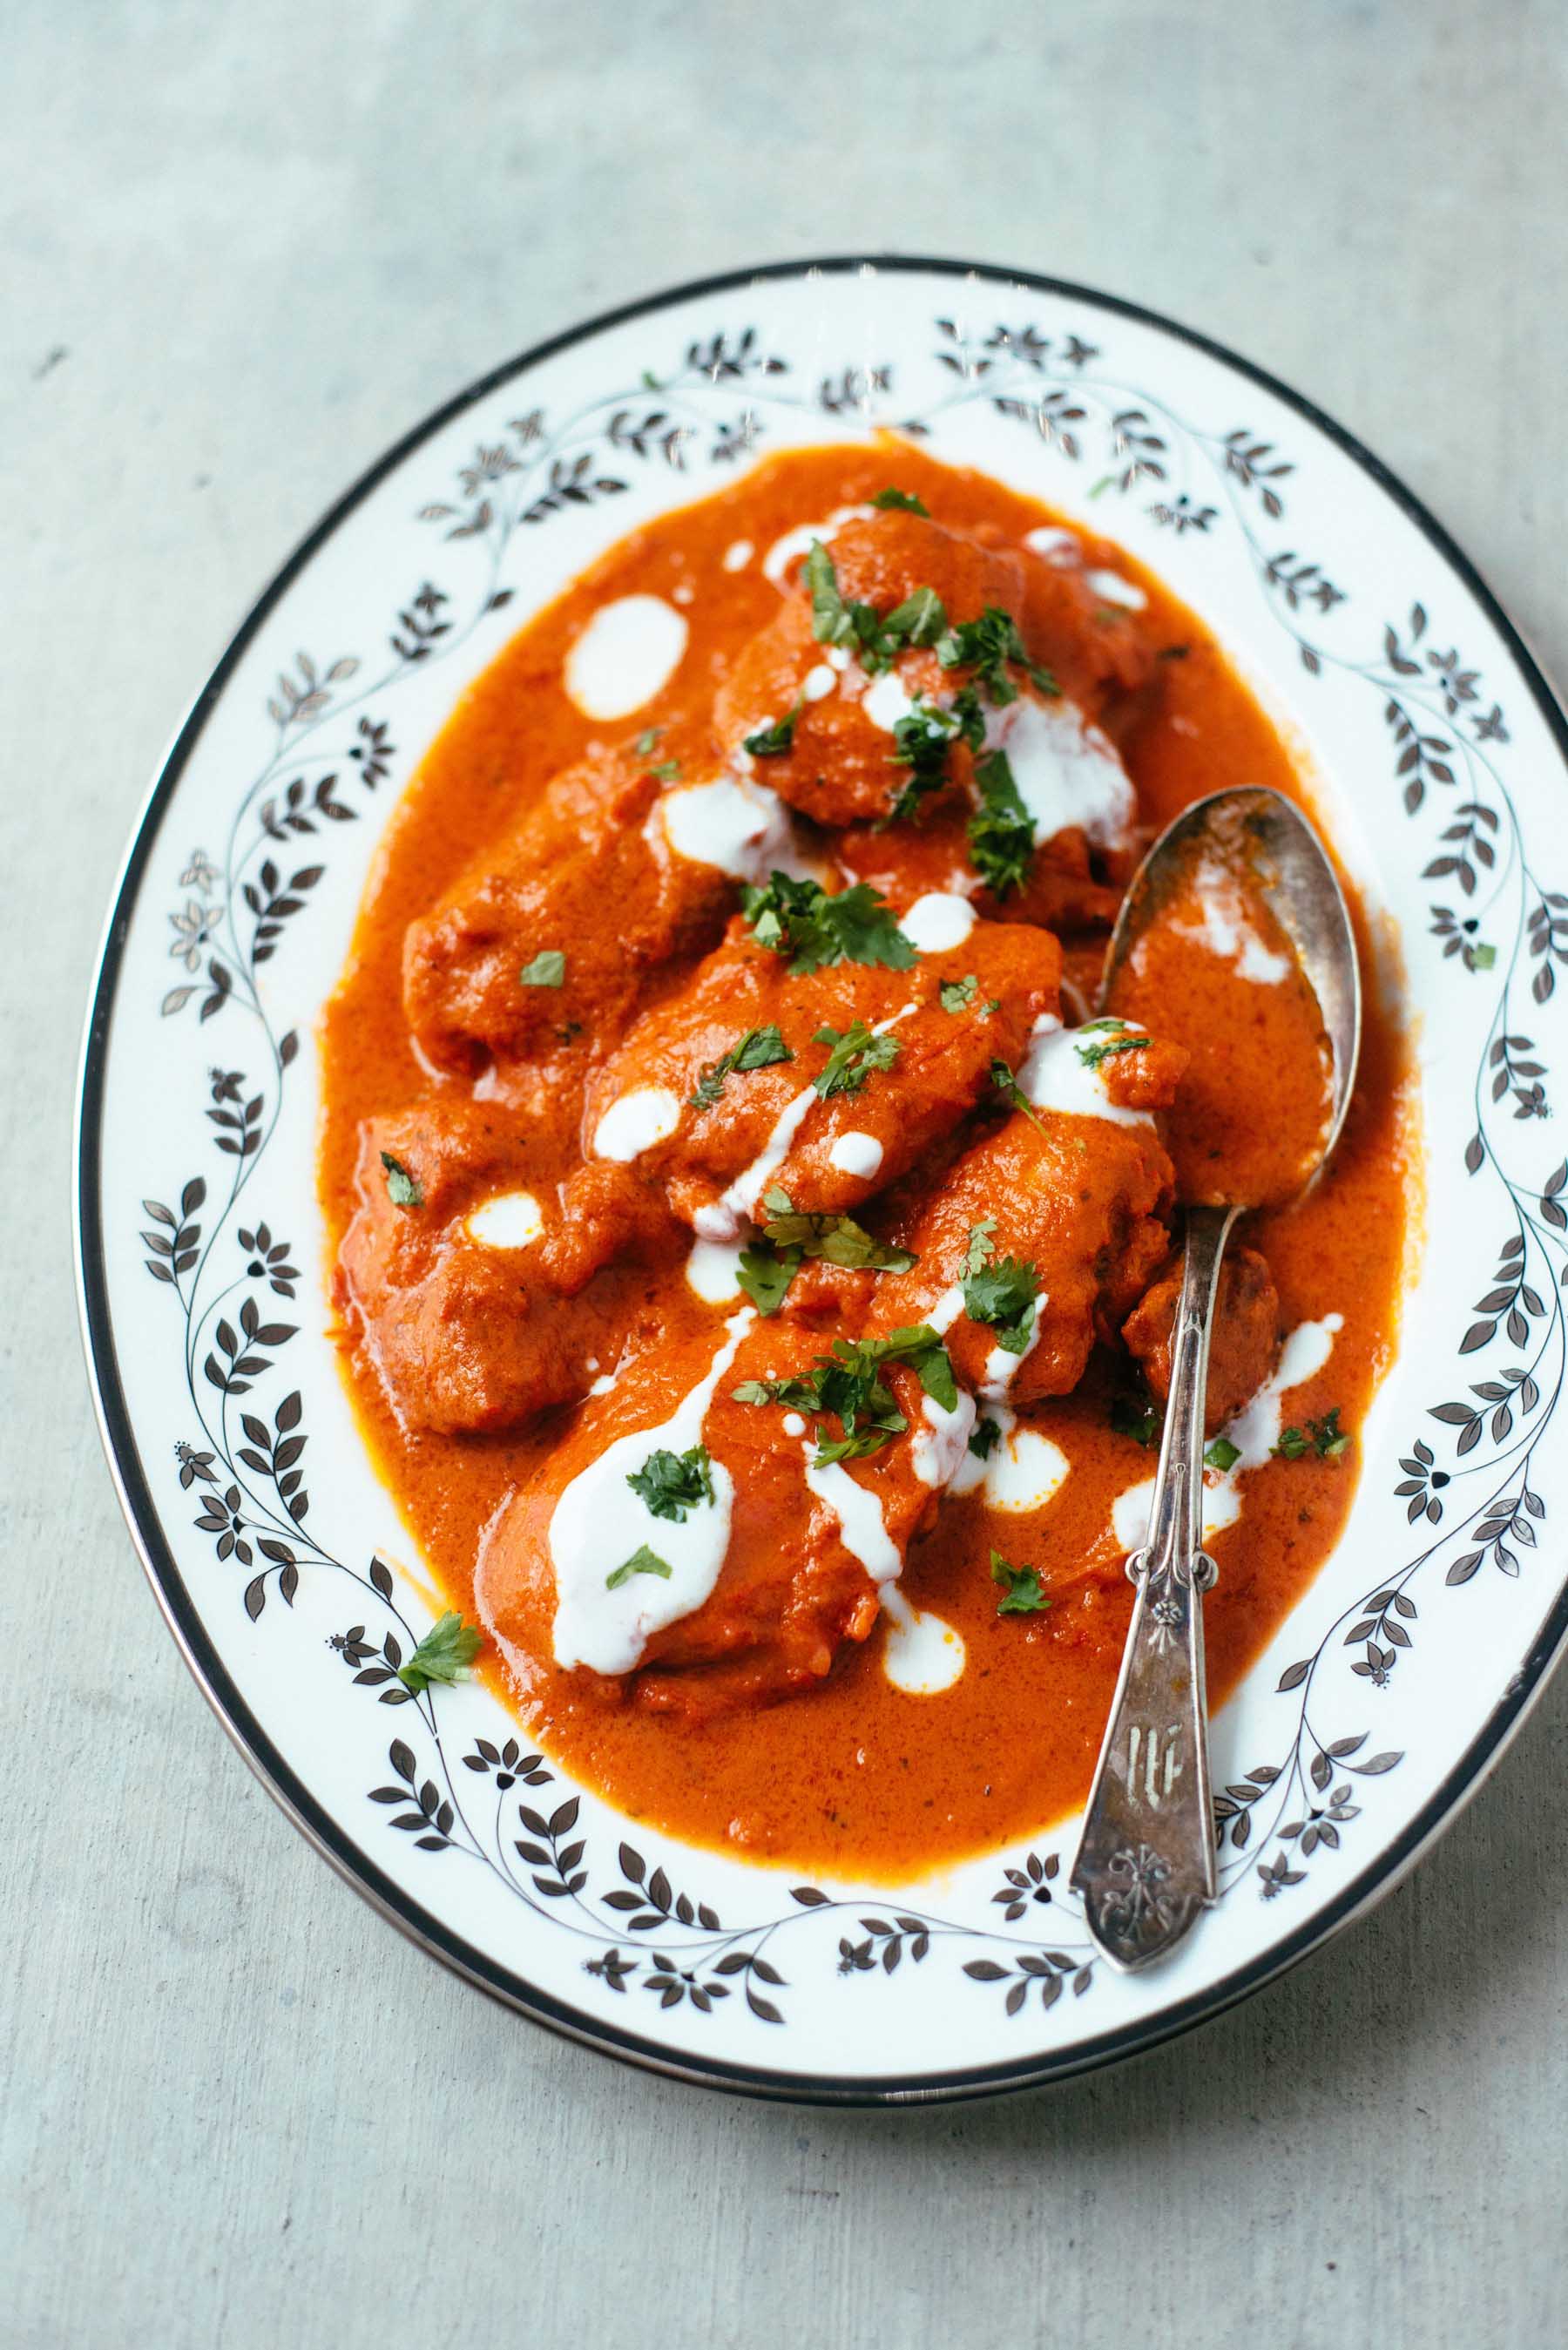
[{"xmin": 1069, "ymin": 786, "xmax": 1361, "ymax": 1971}]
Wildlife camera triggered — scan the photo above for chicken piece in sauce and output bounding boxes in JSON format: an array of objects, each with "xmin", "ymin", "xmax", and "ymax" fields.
[
  {"xmin": 1122, "ymin": 1243, "xmax": 1283, "ymax": 1432},
  {"xmin": 571, "ymin": 899, "xmax": 1061, "ymax": 1243},
  {"xmin": 871, "ymin": 1023, "xmax": 1187, "ymax": 1406},
  {"xmin": 335, "ymin": 1100, "xmax": 683, "ymax": 1435},
  {"xmin": 475, "ymin": 1317, "xmax": 971, "ymax": 1717},
  {"xmin": 402, "ymin": 743, "xmax": 785, "ymax": 1080}
]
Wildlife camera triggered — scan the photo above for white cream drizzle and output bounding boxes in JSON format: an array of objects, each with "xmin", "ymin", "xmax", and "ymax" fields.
[
  {"xmin": 953, "ymin": 1409, "xmax": 1071, "ymax": 1514},
  {"xmin": 592, "ymin": 1086, "xmax": 682, "ymax": 1164},
  {"xmin": 1086, "ymin": 566, "xmax": 1147, "ymax": 611},
  {"xmin": 652, "ymin": 772, "xmax": 814, "ymax": 884},
  {"xmin": 761, "ymin": 505, "xmax": 871, "ymax": 588},
  {"xmin": 1109, "ymin": 1312, "xmax": 1346, "ymax": 1555},
  {"xmin": 1024, "ymin": 525, "xmax": 1080, "ymax": 563},
  {"xmin": 550, "ymin": 1309, "xmax": 754, "ymax": 1674},
  {"xmin": 693, "ymin": 1002, "xmax": 916, "ymax": 1240},
  {"xmin": 861, "ymin": 667, "xmax": 917, "ymax": 733},
  {"xmin": 881, "ymin": 1586, "xmax": 966, "ymax": 1694},
  {"xmin": 721, "ymin": 538, "xmax": 754, "ymax": 572},
  {"xmin": 900, "ymin": 891, "xmax": 977, "ymax": 954},
  {"xmin": 685, "ymin": 1236, "xmax": 746, "ymax": 1304},
  {"xmin": 909, "ymin": 1390, "xmax": 979, "ymax": 1488},
  {"xmin": 1016, "ymin": 1018, "xmax": 1152, "ymax": 1130},
  {"xmin": 1159, "ymin": 857, "xmax": 1291, "ymax": 985},
  {"xmin": 828, "ymin": 1130, "xmax": 884, "ymax": 1179},
  {"xmin": 804, "ymin": 1452, "xmax": 902, "ymax": 1583},
  {"xmin": 801, "ymin": 662, "xmax": 838, "ymax": 702},
  {"xmin": 979, "ymin": 1311, "xmax": 1043, "ymax": 1403},
  {"xmin": 466, "ymin": 1190, "xmax": 544, "ymax": 1249},
  {"xmin": 564, "ymin": 595, "xmax": 688, "ymax": 720},
  {"xmin": 984, "ymin": 693, "xmax": 1137, "ymax": 854}
]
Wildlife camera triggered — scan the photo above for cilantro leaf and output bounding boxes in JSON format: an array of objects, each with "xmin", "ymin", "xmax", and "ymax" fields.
[
  {"xmin": 989, "ymin": 1057, "xmax": 1045, "ymax": 1134},
  {"xmin": 625, "ymin": 1444, "xmax": 714, "ymax": 1522},
  {"xmin": 968, "ymin": 1415, "xmax": 1002, "ymax": 1459},
  {"xmin": 688, "ymin": 1024, "xmax": 794, "ymax": 1112},
  {"xmin": 990, "ymin": 1550, "xmax": 1051, "ymax": 1616},
  {"xmin": 962, "ymin": 1218, "xmax": 997, "ymax": 1277},
  {"xmin": 937, "ymin": 605, "xmax": 1058, "ymax": 704},
  {"xmin": 647, "ymin": 757, "xmax": 682, "ymax": 782},
  {"xmin": 379, "ymin": 1150, "xmax": 423, "ymax": 1209},
  {"xmin": 1274, "ymin": 1407, "xmax": 1348, "ymax": 1463},
  {"xmin": 634, "ymin": 726, "xmax": 662, "ymax": 755},
  {"xmin": 870, "ymin": 486, "xmax": 930, "ymax": 515},
  {"xmin": 968, "ymin": 747, "xmax": 1036, "ymax": 897},
  {"xmin": 1204, "ymin": 1435, "xmax": 1241, "ymax": 1473},
  {"xmin": 940, "ymin": 973, "xmax": 979, "ymax": 1013},
  {"xmin": 737, "ymin": 1241, "xmax": 801, "ymax": 1316},
  {"xmin": 396, "ymin": 1609, "xmax": 482, "ymax": 1692},
  {"xmin": 1112, "ymin": 1388, "xmax": 1161, "ymax": 1447},
  {"xmin": 733, "ymin": 1323, "xmax": 955, "ymax": 1462},
  {"xmin": 605, "ymin": 1545, "xmax": 673, "ymax": 1589},
  {"xmin": 1073, "ymin": 1019, "xmax": 1150, "ymax": 1073},
  {"xmin": 883, "ymin": 700, "xmax": 961, "ymax": 825},
  {"xmin": 962, "ymin": 1253, "xmax": 1040, "ymax": 1354},
  {"xmin": 743, "ymin": 697, "xmax": 805, "ymax": 757},
  {"xmin": 758, "ymin": 1186, "xmax": 916, "ymax": 1273},
  {"xmin": 519, "ymin": 949, "xmax": 566, "ymax": 988},
  {"xmin": 739, "ymin": 873, "xmax": 916, "ymax": 976},
  {"xmin": 801, "ymin": 541, "xmax": 948, "ymax": 674},
  {"xmin": 812, "ymin": 1019, "xmax": 901, "ymax": 1101}
]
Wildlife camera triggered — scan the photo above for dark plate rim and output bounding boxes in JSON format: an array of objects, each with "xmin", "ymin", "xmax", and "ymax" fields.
[{"xmin": 73, "ymin": 251, "xmax": 1568, "ymax": 2107}]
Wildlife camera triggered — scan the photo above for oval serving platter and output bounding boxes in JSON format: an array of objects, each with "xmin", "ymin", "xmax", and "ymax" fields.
[{"xmin": 76, "ymin": 257, "xmax": 1568, "ymax": 2103}]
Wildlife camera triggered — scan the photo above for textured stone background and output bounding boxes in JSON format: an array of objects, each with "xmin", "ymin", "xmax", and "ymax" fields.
[{"xmin": 5, "ymin": 3, "xmax": 1565, "ymax": 2342}]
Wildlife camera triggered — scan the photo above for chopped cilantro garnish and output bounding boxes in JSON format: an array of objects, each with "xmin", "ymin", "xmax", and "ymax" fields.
[
  {"xmin": 519, "ymin": 949, "xmax": 566, "ymax": 988},
  {"xmin": 968, "ymin": 747, "xmax": 1036, "ymax": 897},
  {"xmin": 1074, "ymin": 1019, "xmax": 1151, "ymax": 1073},
  {"xmin": 395, "ymin": 1609, "xmax": 482, "ymax": 1692},
  {"xmin": 688, "ymin": 1024, "xmax": 793, "ymax": 1112},
  {"xmin": 940, "ymin": 973, "xmax": 979, "ymax": 1013},
  {"xmin": 802, "ymin": 542, "xmax": 948, "ymax": 675},
  {"xmin": 634, "ymin": 726, "xmax": 662, "ymax": 755},
  {"xmin": 743, "ymin": 698, "xmax": 805, "ymax": 757},
  {"xmin": 938, "ymin": 606, "xmax": 1058, "ymax": 704},
  {"xmin": 989, "ymin": 1057, "xmax": 1044, "ymax": 1134},
  {"xmin": 648, "ymin": 757, "xmax": 681, "ymax": 782},
  {"xmin": 883, "ymin": 701, "xmax": 961, "ymax": 825},
  {"xmin": 1275, "ymin": 1407, "xmax": 1348, "ymax": 1462},
  {"xmin": 1204, "ymin": 1435, "xmax": 1241, "ymax": 1473},
  {"xmin": 736, "ymin": 1242, "xmax": 800, "ymax": 1317},
  {"xmin": 625, "ymin": 1444, "xmax": 714, "ymax": 1522},
  {"xmin": 758, "ymin": 1186, "xmax": 915, "ymax": 1274},
  {"xmin": 871, "ymin": 486, "xmax": 930, "ymax": 515},
  {"xmin": 605, "ymin": 1545, "xmax": 673, "ymax": 1589},
  {"xmin": 962, "ymin": 1250, "xmax": 1041, "ymax": 1355},
  {"xmin": 379, "ymin": 1150, "xmax": 423, "ymax": 1209},
  {"xmin": 968, "ymin": 1415, "xmax": 1002, "ymax": 1460},
  {"xmin": 812, "ymin": 1019, "xmax": 901, "ymax": 1101},
  {"xmin": 733, "ymin": 1324, "xmax": 956, "ymax": 1464},
  {"xmin": 963, "ymin": 1219, "xmax": 997, "ymax": 1277},
  {"xmin": 739, "ymin": 872, "xmax": 916, "ymax": 977},
  {"xmin": 1112, "ymin": 1388, "xmax": 1161, "ymax": 1447},
  {"xmin": 990, "ymin": 1550, "xmax": 1051, "ymax": 1616}
]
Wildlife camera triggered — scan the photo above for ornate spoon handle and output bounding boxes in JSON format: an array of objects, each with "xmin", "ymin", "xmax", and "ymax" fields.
[{"xmin": 1071, "ymin": 1202, "xmax": 1240, "ymax": 1970}]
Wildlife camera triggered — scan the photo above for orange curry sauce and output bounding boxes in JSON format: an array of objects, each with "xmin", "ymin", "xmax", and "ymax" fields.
[{"xmin": 319, "ymin": 443, "xmax": 1414, "ymax": 1880}]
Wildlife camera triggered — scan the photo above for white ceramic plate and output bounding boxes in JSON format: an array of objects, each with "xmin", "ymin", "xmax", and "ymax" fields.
[{"xmin": 77, "ymin": 258, "xmax": 1568, "ymax": 2103}]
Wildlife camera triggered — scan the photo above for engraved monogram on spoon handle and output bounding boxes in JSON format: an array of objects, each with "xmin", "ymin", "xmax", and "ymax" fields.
[{"xmin": 1070, "ymin": 1203, "xmax": 1237, "ymax": 1967}]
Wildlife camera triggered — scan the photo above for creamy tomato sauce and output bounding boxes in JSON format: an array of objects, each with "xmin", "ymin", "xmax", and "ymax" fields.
[{"xmin": 319, "ymin": 443, "xmax": 1415, "ymax": 1882}]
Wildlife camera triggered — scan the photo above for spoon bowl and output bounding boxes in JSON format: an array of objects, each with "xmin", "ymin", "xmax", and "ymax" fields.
[{"xmin": 1070, "ymin": 786, "xmax": 1362, "ymax": 1969}]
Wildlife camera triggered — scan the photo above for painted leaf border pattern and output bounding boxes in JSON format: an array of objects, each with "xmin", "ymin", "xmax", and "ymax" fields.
[{"xmin": 131, "ymin": 306, "xmax": 1568, "ymax": 2035}]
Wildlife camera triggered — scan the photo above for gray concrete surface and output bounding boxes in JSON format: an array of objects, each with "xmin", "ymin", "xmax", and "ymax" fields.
[{"xmin": 5, "ymin": 3, "xmax": 1566, "ymax": 2343}]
